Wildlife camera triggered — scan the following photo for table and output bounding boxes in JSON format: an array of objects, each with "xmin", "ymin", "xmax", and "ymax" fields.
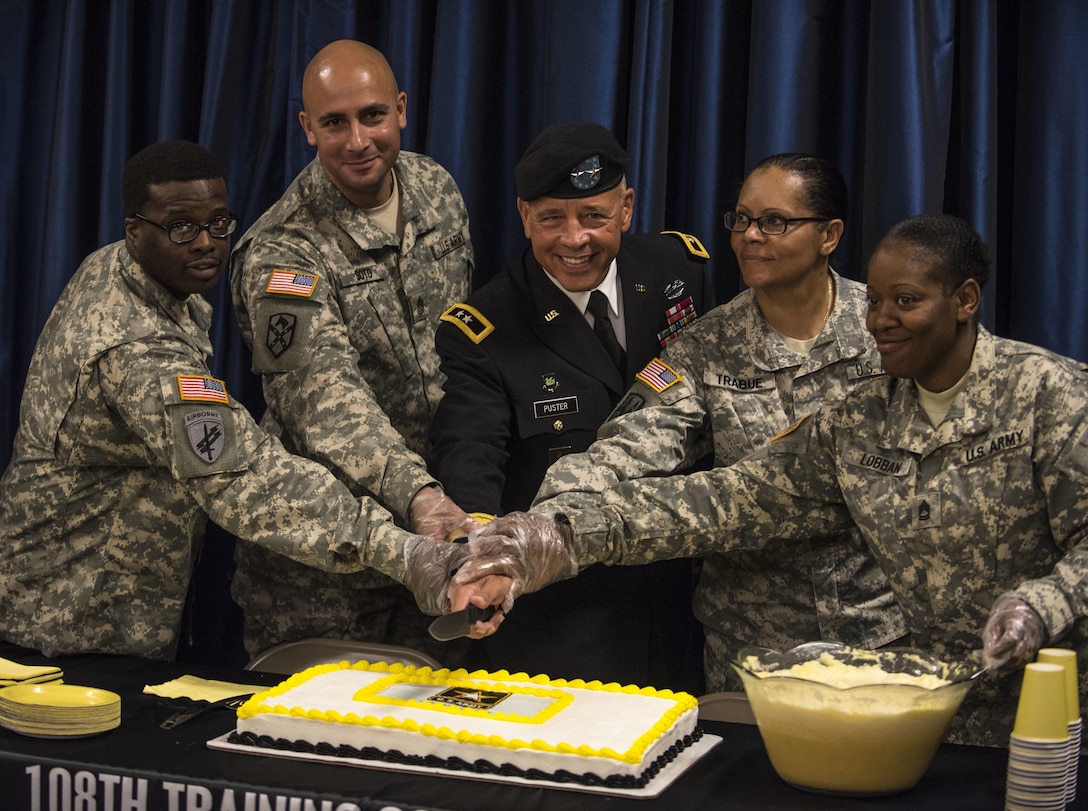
[{"xmin": 0, "ymin": 642, "xmax": 1072, "ymax": 810}]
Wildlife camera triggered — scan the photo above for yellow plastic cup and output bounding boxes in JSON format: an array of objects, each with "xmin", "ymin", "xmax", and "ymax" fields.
[
  {"xmin": 1036, "ymin": 648, "xmax": 1080, "ymax": 723},
  {"xmin": 1012, "ymin": 663, "xmax": 1069, "ymax": 740}
]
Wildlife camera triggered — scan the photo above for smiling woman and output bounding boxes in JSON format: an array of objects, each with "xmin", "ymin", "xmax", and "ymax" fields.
[{"xmin": 865, "ymin": 214, "xmax": 990, "ymax": 393}]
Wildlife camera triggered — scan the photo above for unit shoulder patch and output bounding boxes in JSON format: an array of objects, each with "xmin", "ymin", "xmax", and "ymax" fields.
[
  {"xmin": 440, "ymin": 303, "xmax": 495, "ymax": 344},
  {"xmin": 660, "ymin": 230, "xmax": 710, "ymax": 259}
]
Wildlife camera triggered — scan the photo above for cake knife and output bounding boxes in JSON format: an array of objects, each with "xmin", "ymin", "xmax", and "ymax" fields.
[{"xmin": 428, "ymin": 604, "xmax": 498, "ymax": 641}]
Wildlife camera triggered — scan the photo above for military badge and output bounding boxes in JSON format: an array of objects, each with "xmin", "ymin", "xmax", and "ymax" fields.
[
  {"xmin": 664, "ymin": 280, "xmax": 686, "ymax": 300},
  {"xmin": 184, "ymin": 410, "xmax": 225, "ymax": 464},
  {"xmin": 542, "ymin": 373, "xmax": 560, "ymax": 393},
  {"xmin": 266, "ymin": 312, "xmax": 297, "ymax": 359},
  {"xmin": 570, "ymin": 155, "xmax": 602, "ymax": 190}
]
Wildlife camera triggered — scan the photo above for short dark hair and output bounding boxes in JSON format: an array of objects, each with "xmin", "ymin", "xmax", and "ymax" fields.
[
  {"xmin": 748, "ymin": 153, "xmax": 848, "ymax": 222},
  {"xmin": 122, "ymin": 140, "xmax": 226, "ymax": 215},
  {"xmin": 880, "ymin": 213, "xmax": 991, "ymax": 291}
]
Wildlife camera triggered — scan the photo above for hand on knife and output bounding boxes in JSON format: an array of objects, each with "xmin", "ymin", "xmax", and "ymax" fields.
[{"xmin": 429, "ymin": 604, "xmax": 500, "ymax": 641}]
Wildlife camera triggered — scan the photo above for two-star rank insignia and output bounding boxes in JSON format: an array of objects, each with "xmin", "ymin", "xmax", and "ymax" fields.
[{"xmin": 440, "ymin": 303, "xmax": 495, "ymax": 344}]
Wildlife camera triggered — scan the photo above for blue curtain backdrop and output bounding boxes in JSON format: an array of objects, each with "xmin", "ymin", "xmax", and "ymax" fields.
[{"xmin": 2, "ymin": 0, "xmax": 1087, "ymax": 659}]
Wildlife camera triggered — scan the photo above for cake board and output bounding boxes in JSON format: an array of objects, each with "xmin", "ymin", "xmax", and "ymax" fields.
[{"xmin": 207, "ymin": 731, "xmax": 721, "ymax": 799}]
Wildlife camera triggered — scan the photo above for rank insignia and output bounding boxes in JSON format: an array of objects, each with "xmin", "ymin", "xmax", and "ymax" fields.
[
  {"xmin": 570, "ymin": 155, "xmax": 602, "ymax": 190},
  {"xmin": 635, "ymin": 358, "xmax": 682, "ymax": 393},
  {"xmin": 265, "ymin": 269, "xmax": 318, "ymax": 297},
  {"xmin": 185, "ymin": 410, "xmax": 225, "ymax": 463},
  {"xmin": 177, "ymin": 375, "xmax": 229, "ymax": 404},
  {"xmin": 266, "ymin": 312, "xmax": 297, "ymax": 358},
  {"xmin": 660, "ymin": 231, "xmax": 710, "ymax": 259},
  {"xmin": 440, "ymin": 303, "xmax": 495, "ymax": 344}
]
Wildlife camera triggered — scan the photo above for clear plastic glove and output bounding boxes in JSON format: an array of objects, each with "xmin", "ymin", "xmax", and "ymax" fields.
[
  {"xmin": 450, "ymin": 511, "xmax": 578, "ymax": 613},
  {"xmin": 982, "ymin": 592, "xmax": 1047, "ymax": 672},
  {"xmin": 407, "ymin": 483, "xmax": 479, "ymax": 542},
  {"xmin": 401, "ymin": 535, "xmax": 473, "ymax": 616},
  {"xmin": 448, "ymin": 574, "xmax": 513, "ymax": 638}
]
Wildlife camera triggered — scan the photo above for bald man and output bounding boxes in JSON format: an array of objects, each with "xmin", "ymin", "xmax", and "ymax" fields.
[{"xmin": 229, "ymin": 40, "xmax": 476, "ymax": 663}]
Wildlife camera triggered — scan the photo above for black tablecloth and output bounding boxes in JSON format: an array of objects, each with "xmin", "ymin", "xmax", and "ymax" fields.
[{"xmin": 0, "ymin": 642, "xmax": 1069, "ymax": 810}]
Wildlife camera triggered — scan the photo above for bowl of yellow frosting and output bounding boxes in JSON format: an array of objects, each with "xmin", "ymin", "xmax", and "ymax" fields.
[{"xmin": 732, "ymin": 642, "xmax": 981, "ymax": 796}]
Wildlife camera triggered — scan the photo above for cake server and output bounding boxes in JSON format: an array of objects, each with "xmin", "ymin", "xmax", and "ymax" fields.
[
  {"xmin": 160, "ymin": 693, "xmax": 251, "ymax": 729},
  {"xmin": 428, "ymin": 604, "xmax": 497, "ymax": 641}
]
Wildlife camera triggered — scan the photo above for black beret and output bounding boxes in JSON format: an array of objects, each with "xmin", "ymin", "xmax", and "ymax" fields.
[{"xmin": 515, "ymin": 123, "xmax": 628, "ymax": 201}]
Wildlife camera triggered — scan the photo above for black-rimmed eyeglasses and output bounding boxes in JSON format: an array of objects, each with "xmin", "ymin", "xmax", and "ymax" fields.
[
  {"xmin": 723, "ymin": 211, "xmax": 829, "ymax": 236},
  {"xmin": 133, "ymin": 212, "xmax": 238, "ymax": 244}
]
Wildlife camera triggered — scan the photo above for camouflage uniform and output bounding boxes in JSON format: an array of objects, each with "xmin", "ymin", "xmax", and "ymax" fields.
[
  {"xmin": 547, "ymin": 327, "xmax": 1088, "ymax": 746},
  {"xmin": 536, "ymin": 273, "xmax": 906, "ymax": 690},
  {"xmin": 0, "ymin": 243, "xmax": 423, "ymax": 660},
  {"xmin": 229, "ymin": 153, "xmax": 473, "ymax": 658}
]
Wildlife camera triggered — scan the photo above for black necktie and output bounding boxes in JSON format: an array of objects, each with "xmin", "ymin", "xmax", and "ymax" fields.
[{"xmin": 587, "ymin": 290, "xmax": 626, "ymax": 372}]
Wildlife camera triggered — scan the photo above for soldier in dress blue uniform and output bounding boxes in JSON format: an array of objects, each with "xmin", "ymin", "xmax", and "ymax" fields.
[{"xmin": 428, "ymin": 123, "xmax": 713, "ymax": 691}]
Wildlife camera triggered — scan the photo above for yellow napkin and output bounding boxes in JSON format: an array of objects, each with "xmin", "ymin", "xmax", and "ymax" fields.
[
  {"xmin": 0, "ymin": 656, "xmax": 63, "ymax": 683},
  {"xmin": 143, "ymin": 675, "xmax": 266, "ymax": 703},
  {"xmin": 0, "ymin": 673, "xmax": 64, "ymax": 687}
]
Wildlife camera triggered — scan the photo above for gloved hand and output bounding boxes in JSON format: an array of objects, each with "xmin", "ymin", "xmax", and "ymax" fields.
[
  {"xmin": 450, "ymin": 512, "xmax": 579, "ymax": 612},
  {"xmin": 982, "ymin": 592, "xmax": 1047, "ymax": 672},
  {"xmin": 407, "ymin": 483, "xmax": 479, "ymax": 542},
  {"xmin": 401, "ymin": 534, "xmax": 474, "ymax": 616}
]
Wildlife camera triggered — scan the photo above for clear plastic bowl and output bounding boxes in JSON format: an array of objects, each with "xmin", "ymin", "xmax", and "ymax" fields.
[{"xmin": 732, "ymin": 642, "xmax": 981, "ymax": 796}]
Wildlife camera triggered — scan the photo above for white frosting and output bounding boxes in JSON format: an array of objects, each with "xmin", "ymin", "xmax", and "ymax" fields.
[{"xmin": 236, "ymin": 662, "xmax": 698, "ymax": 781}]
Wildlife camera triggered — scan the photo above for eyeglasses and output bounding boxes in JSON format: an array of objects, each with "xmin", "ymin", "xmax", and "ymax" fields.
[
  {"xmin": 133, "ymin": 212, "xmax": 238, "ymax": 244},
  {"xmin": 723, "ymin": 211, "xmax": 829, "ymax": 236}
]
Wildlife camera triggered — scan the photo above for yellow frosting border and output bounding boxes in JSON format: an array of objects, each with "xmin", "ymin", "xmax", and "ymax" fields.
[{"xmin": 238, "ymin": 660, "xmax": 697, "ymax": 765}]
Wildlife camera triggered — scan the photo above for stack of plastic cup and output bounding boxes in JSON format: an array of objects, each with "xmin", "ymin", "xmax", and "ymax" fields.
[
  {"xmin": 1036, "ymin": 648, "xmax": 1081, "ymax": 806},
  {"xmin": 1005, "ymin": 662, "xmax": 1071, "ymax": 811}
]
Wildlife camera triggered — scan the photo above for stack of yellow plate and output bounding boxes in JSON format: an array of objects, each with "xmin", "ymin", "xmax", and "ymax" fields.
[
  {"xmin": 0, "ymin": 656, "xmax": 63, "ymax": 687},
  {"xmin": 0, "ymin": 683, "xmax": 121, "ymax": 737}
]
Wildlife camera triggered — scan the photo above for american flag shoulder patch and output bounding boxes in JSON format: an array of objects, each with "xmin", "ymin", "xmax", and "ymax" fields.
[
  {"xmin": 265, "ymin": 269, "xmax": 318, "ymax": 297},
  {"xmin": 635, "ymin": 358, "xmax": 682, "ymax": 393},
  {"xmin": 177, "ymin": 375, "xmax": 229, "ymax": 404}
]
